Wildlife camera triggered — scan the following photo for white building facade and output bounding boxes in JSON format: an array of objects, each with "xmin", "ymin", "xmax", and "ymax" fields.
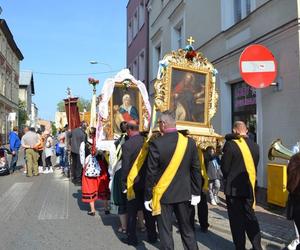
[{"xmin": 148, "ymin": 0, "xmax": 300, "ymax": 189}]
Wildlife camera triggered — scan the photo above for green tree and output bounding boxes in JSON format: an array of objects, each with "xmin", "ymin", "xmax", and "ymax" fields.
[
  {"xmin": 56, "ymin": 97, "xmax": 91, "ymax": 112},
  {"xmin": 18, "ymin": 99, "xmax": 28, "ymax": 127},
  {"xmin": 51, "ymin": 121, "xmax": 57, "ymax": 136}
]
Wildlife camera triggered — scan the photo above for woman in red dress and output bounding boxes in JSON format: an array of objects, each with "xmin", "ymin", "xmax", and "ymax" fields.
[{"xmin": 81, "ymin": 127, "xmax": 110, "ymax": 216}]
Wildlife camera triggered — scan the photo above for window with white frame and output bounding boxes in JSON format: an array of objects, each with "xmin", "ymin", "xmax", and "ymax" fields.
[
  {"xmin": 172, "ymin": 20, "xmax": 184, "ymax": 50},
  {"xmin": 138, "ymin": 1, "xmax": 145, "ymax": 30},
  {"xmin": 234, "ymin": 0, "xmax": 251, "ymax": 23},
  {"xmin": 128, "ymin": 21, "xmax": 133, "ymax": 45},
  {"xmin": 221, "ymin": 0, "xmax": 255, "ymax": 30},
  {"xmin": 153, "ymin": 43, "xmax": 161, "ymax": 79},
  {"xmin": 138, "ymin": 50, "xmax": 145, "ymax": 81},
  {"xmin": 133, "ymin": 11, "xmax": 138, "ymax": 38}
]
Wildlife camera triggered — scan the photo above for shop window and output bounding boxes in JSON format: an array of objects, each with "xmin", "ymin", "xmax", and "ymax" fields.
[{"xmin": 232, "ymin": 82, "xmax": 257, "ymax": 141}]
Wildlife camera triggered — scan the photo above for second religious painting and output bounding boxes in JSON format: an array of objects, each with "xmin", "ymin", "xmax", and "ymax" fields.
[
  {"xmin": 111, "ymin": 83, "xmax": 142, "ymax": 136},
  {"xmin": 169, "ymin": 67, "xmax": 208, "ymax": 125}
]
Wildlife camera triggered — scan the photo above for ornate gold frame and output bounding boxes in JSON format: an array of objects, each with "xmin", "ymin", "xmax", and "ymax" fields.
[
  {"xmin": 105, "ymin": 81, "xmax": 149, "ymax": 139},
  {"xmin": 154, "ymin": 47, "xmax": 221, "ymax": 148}
]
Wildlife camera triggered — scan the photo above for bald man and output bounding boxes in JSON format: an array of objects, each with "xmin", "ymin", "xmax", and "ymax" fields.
[
  {"xmin": 120, "ymin": 120, "xmax": 157, "ymax": 246},
  {"xmin": 221, "ymin": 121, "xmax": 262, "ymax": 250}
]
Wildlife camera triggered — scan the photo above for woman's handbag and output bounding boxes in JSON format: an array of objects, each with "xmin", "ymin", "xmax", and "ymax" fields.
[{"xmin": 84, "ymin": 155, "xmax": 101, "ymax": 177}]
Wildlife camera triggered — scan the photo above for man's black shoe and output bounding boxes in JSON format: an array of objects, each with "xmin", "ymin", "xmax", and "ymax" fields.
[
  {"xmin": 74, "ymin": 182, "xmax": 82, "ymax": 186},
  {"xmin": 120, "ymin": 238, "xmax": 138, "ymax": 246}
]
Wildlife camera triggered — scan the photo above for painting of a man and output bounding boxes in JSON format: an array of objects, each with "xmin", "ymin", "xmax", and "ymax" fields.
[{"xmin": 171, "ymin": 69, "xmax": 206, "ymax": 123}]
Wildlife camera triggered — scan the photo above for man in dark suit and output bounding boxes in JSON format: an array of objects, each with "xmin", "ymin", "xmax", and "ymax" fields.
[
  {"xmin": 121, "ymin": 120, "xmax": 157, "ymax": 246},
  {"xmin": 144, "ymin": 110, "xmax": 202, "ymax": 250},
  {"xmin": 221, "ymin": 121, "xmax": 262, "ymax": 250},
  {"xmin": 70, "ymin": 121, "xmax": 87, "ymax": 185}
]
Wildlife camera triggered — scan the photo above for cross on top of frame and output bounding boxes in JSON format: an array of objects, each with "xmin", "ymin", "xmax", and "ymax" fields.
[{"xmin": 187, "ymin": 36, "xmax": 195, "ymax": 46}]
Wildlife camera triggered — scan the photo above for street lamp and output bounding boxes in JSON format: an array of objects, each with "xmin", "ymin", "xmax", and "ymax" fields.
[{"xmin": 89, "ymin": 61, "xmax": 112, "ymax": 71}]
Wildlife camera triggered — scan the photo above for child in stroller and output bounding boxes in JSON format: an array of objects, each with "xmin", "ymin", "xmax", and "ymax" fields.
[{"xmin": 0, "ymin": 146, "xmax": 11, "ymax": 175}]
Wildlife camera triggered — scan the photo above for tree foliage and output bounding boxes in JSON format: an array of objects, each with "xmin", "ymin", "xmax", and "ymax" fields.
[
  {"xmin": 51, "ymin": 121, "xmax": 57, "ymax": 136},
  {"xmin": 57, "ymin": 97, "xmax": 91, "ymax": 112},
  {"xmin": 18, "ymin": 99, "xmax": 28, "ymax": 127}
]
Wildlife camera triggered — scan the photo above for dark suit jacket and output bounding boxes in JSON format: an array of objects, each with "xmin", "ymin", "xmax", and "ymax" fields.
[
  {"xmin": 121, "ymin": 134, "xmax": 147, "ymax": 194},
  {"xmin": 221, "ymin": 134, "xmax": 259, "ymax": 198},
  {"xmin": 144, "ymin": 132, "xmax": 202, "ymax": 204},
  {"xmin": 70, "ymin": 127, "xmax": 87, "ymax": 154}
]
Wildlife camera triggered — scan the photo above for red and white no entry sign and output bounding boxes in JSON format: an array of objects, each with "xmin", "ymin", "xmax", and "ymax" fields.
[{"xmin": 239, "ymin": 44, "xmax": 277, "ymax": 88}]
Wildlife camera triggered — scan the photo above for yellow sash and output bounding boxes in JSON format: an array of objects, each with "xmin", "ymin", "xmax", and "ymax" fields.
[
  {"xmin": 127, "ymin": 142, "xmax": 149, "ymax": 200},
  {"xmin": 198, "ymin": 148, "xmax": 209, "ymax": 192},
  {"xmin": 233, "ymin": 138, "xmax": 256, "ymax": 208},
  {"xmin": 152, "ymin": 133, "xmax": 188, "ymax": 216}
]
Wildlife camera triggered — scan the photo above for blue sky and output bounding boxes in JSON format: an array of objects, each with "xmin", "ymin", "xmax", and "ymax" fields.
[{"xmin": 1, "ymin": 1, "xmax": 127, "ymax": 120}]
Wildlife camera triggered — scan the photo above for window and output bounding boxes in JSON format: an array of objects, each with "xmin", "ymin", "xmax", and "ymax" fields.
[
  {"xmin": 222, "ymin": 0, "xmax": 254, "ymax": 30},
  {"xmin": 133, "ymin": 11, "xmax": 138, "ymax": 38},
  {"xmin": 133, "ymin": 59, "xmax": 138, "ymax": 79},
  {"xmin": 138, "ymin": 1, "xmax": 145, "ymax": 30},
  {"xmin": 231, "ymin": 82, "xmax": 256, "ymax": 139},
  {"xmin": 153, "ymin": 43, "xmax": 161, "ymax": 78},
  {"xmin": 172, "ymin": 20, "xmax": 183, "ymax": 50},
  {"xmin": 128, "ymin": 21, "xmax": 133, "ymax": 45},
  {"xmin": 234, "ymin": 0, "xmax": 251, "ymax": 23},
  {"xmin": 138, "ymin": 51, "xmax": 145, "ymax": 81}
]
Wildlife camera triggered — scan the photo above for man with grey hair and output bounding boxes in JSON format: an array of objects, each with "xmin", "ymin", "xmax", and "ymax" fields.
[
  {"xmin": 144, "ymin": 110, "xmax": 202, "ymax": 250},
  {"xmin": 21, "ymin": 127, "xmax": 40, "ymax": 177},
  {"xmin": 221, "ymin": 120, "xmax": 262, "ymax": 250}
]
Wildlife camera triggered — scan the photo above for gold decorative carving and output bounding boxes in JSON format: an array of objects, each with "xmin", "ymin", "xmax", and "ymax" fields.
[{"xmin": 153, "ymin": 39, "xmax": 221, "ymax": 149}]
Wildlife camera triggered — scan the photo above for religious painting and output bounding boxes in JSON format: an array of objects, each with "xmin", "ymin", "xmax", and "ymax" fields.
[
  {"xmin": 153, "ymin": 41, "xmax": 220, "ymax": 143},
  {"xmin": 110, "ymin": 84, "xmax": 142, "ymax": 136},
  {"xmin": 170, "ymin": 68, "xmax": 207, "ymax": 124}
]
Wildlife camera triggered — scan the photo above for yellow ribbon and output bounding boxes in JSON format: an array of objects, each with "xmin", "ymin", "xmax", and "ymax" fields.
[
  {"xmin": 198, "ymin": 148, "xmax": 209, "ymax": 192},
  {"xmin": 233, "ymin": 138, "xmax": 256, "ymax": 208},
  {"xmin": 152, "ymin": 133, "xmax": 188, "ymax": 216},
  {"xmin": 127, "ymin": 142, "xmax": 149, "ymax": 200}
]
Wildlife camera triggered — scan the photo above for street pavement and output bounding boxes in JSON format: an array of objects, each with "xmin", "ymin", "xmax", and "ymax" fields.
[{"xmin": 0, "ymin": 153, "xmax": 295, "ymax": 250}]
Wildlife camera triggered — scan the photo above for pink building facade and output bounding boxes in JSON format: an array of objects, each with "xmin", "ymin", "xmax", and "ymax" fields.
[{"xmin": 126, "ymin": 0, "xmax": 149, "ymax": 89}]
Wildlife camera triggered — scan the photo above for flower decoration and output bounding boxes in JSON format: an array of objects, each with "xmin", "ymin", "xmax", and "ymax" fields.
[
  {"xmin": 88, "ymin": 77, "xmax": 100, "ymax": 85},
  {"xmin": 88, "ymin": 77, "xmax": 100, "ymax": 93},
  {"xmin": 185, "ymin": 50, "xmax": 197, "ymax": 61}
]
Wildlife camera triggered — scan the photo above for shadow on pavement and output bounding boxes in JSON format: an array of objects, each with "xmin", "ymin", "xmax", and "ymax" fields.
[
  {"xmin": 194, "ymin": 227, "xmax": 234, "ymax": 250},
  {"xmin": 72, "ymin": 189, "xmax": 90, "ymax": 212},
  {"xmin": 99, "ymin": 213, "xmax": 160, "ymax": 250}
]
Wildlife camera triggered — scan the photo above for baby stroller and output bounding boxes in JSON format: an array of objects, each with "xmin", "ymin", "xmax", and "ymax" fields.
[{"xmin": 0, "ymin": 146, "xmax": 11, "ymax": 175}]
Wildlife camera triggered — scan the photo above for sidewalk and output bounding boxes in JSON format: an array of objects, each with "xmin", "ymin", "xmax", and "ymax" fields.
[{"xmin": 205, "ymin": 193, "xmax": 295, "ymax": 249}]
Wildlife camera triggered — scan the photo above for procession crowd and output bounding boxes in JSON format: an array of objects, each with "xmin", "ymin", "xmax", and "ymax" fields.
[{"xmin": 3, "ymin": 111, "xmax": 300, "ymax": 250}]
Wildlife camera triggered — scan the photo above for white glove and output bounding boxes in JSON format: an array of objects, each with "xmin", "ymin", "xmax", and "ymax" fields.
[
  {"xmin": 191, "ymin": 195, "xmax": 201, "ymax": 206},
  {"xmin": 122, "ymin": 189, "xmax": 127, "ymax": 194},
  {"xmin": 144, "ymin": 200, "xmax": 152, "ymax": 212}
]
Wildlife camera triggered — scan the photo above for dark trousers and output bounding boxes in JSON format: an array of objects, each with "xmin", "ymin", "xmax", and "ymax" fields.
[
  {"xmin": 157, "ymin": 201, "xmax": 198, "ymax": 250},
  {"xmin": 197, "ymin": 192, "xmax": 209, "ymax": 230},
  {"xmin": 71, "ymin": 152, "xmax": 82, "ymax": 183},
  {"xmin": 37, "ymin": 151, "xmax": 43, "ymax": 167},
  {"xmin": 127, "ymin": 192, "xmax": 157, "ymax": 243},
  {"xmin": 45, "ymin": 156, "xmax": 52, "ymax": 169},
  {"xmin": 9, "ymin": 150, "xmax": 18, "ymax": 171},
  {"xmin": 226, "ymin": 196, "xmax": 262, "ymax": 250}
]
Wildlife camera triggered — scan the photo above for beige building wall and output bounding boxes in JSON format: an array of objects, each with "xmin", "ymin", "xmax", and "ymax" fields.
[
  {"xmin": 148, "ymin": 0, "xmax": 300, "ymax": 188},
  {"xmin": 0, "ymin": 23, "xmax": 22, "ymax": 143}
]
